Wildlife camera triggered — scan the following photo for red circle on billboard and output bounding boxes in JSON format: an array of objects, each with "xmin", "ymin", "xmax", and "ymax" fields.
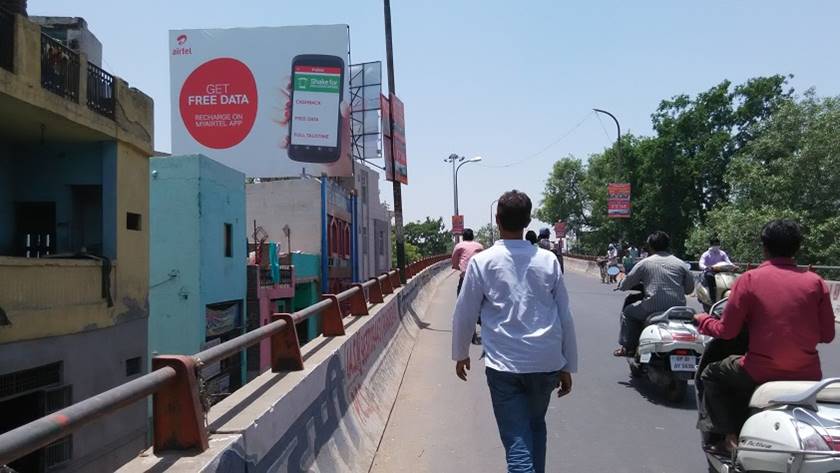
[{"xmin": 179, "ymin": 58, "xmax": 258, "ymax": 149}]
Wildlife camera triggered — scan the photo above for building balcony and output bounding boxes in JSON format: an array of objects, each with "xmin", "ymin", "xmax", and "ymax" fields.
[
  {"xmin": 0, "ymin": 9, "xmax": 152, "ymax": 153},
  {"xmin": 0, "ymin": 256, "xmax": 116, "ymax": 343}
]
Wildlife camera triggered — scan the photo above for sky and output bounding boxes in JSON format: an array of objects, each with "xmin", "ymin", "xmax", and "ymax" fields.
[{"xmin": 34, "ymin": 1, "xmax": 840, "ymax": 235}]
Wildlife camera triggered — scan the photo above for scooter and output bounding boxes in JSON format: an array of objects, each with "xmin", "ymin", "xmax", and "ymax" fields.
[
  {"xmin": 697, "ymin": 298, "xmax": 840, "ymax": 473},
  {"xmin": 622, "ymin": 286, "xmax": 707, "ymax": 402},
  {"xmin": 695, "ymin": 262, "xmax": 739, "ymax": 312}
]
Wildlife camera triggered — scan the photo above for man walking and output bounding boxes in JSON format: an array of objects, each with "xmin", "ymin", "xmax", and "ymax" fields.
[
  {"xmin": 451, "ymin": 228, "xmax": 484, "ymax": 295},
  {"xmin": 452, "ymin": 190, "xmax": 577, "ymax": 473}
]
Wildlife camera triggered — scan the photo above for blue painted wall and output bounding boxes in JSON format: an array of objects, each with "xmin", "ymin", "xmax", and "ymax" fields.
[
  {"xmin": 0, "ymin": 142, "xmax": 117, "ymax": 257},
  {"xmin": 148, "ymin": 155, "xmax": 246, "ymax": 361}
]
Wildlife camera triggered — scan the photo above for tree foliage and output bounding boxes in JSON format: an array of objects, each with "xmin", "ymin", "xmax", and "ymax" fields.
[
  {"xmin": 474, "ymin": 223, "xmax": 498, "ymax": 248},
  {"xmin": 403, "ymin": 217, "xmax": 453, "ymax": 257},
  {"xmin": 537, "ymin": 75, "xmax": 819, "ymax": 259}
]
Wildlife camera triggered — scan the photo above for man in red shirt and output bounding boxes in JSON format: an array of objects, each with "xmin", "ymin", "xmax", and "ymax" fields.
[{"xmin": 694, "ymin": 219, "xmax": 835, "ymax": 452}]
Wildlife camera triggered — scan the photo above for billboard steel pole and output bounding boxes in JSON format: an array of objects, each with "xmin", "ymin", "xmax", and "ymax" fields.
[{"xmin": 384, "ymin": 0, "xmax": 407, "ymax": 282}]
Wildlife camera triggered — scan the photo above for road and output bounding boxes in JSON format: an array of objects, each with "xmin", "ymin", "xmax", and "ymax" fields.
[{"xmin": 370, "ymin": 269, "xmax": 840, "ymax": 473}]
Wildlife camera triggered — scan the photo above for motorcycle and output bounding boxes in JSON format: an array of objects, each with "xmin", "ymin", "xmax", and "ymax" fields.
[
  {"xmin": 697, "ymin": 298, "xmax": 840, "ymax": 473},
  {"xmin": 622, "ymin": 285, "xmax": 707, "ymax": 402},
  {"xmin": 696, "ymin": 262, "xmax": 739, "ymax": 312}
]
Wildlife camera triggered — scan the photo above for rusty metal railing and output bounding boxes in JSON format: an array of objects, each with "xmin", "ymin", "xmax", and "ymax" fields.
[{"xmin": 0, "ymin": 255, "xmax": 449, "ymax": 466}]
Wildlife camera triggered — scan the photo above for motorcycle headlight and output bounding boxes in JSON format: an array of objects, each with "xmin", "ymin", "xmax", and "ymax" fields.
[{"xmin": 796, "ymin": 420, "xmax": 831, "ymax": 451}]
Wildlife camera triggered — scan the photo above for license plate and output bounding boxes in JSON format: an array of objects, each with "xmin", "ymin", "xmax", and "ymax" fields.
[{"xmin": 670, "ymin": 355, "xmax": 697, "ymax": 372}]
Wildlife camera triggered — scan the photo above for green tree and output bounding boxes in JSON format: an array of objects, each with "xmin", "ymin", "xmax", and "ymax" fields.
[
  {"xmin": 535, "ymin": 157, "xmax": 589, "ymax": 233},
  {"xmin": 687, "ymin": 93, "xmax": 840, "ymax": 266},
  {"xmin": 404, "ymin": 217, "xmax": 453, "ymax": 257},
  {"xmin": 474, "ymin": 223, "xmax": 498, "ymax": 248}
]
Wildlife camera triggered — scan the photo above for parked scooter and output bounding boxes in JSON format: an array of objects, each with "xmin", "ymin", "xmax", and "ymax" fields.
[
  {"xmin": 697, "ymin": 298, "xmax": 840, "ymax": 473},
  {"xmin": 696, "ymin": 262, "xmax": 739, "ymax": 312},
  {"xmin": 622, "ymin": 285, "xmax": 707, "ymax": 402}
]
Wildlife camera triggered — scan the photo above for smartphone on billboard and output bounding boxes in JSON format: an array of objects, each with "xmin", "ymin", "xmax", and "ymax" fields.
[{"xmin": 288, "ymin": 54, "xmax": 345, "ymax": 163}]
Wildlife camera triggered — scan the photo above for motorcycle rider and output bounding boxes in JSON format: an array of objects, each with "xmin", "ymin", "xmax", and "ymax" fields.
[
  {"xmin": 612, "ymin": 231, "xmax": 695, "ymax": 357},
  {"xmin": 694, "ymin": 219, "xmax": 835, "ymax": 454},
  {"xmin": 699, "ymin": 236, "xmax": 732, "ymax": 303}
]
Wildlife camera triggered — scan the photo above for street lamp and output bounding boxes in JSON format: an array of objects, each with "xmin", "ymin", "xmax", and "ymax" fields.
[
  {"xmin": 593, "ymin": 108, "xmax": 622, "ymax": 176},
  {"xmin": 445, "ymin": 154, "xmax": 482, "ymax": 242}
]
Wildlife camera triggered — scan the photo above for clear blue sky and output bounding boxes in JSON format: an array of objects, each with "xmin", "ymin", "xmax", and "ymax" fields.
[{"xmin": 34, "ymin": 1, "xmax": 840, "ymax": 233}]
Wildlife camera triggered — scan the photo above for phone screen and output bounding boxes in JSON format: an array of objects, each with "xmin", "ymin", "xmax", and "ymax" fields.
[{"xmin": 290, "ymin": 64, "xmax": 342, "ymax": 150}]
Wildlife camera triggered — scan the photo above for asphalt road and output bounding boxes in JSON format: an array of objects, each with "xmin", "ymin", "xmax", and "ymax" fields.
[{"xmin": 370, "ymin": 269, "xmax": 840, "ymax": 473}]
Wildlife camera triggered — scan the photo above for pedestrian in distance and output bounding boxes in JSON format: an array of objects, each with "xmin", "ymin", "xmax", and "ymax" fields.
[
  {"xmin": 452, "ymin": 190, "xmax": 577, "ymax": 473},
  {"xmin": 451, "ymin": 228, "xmax": 484, "ymax": 296},
  {"xmin": 525, "ymin": 230, "xmax": 538, "ymax": 245}
]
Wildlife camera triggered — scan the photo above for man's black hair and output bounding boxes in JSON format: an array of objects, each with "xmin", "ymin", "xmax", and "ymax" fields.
[
  {"xmin": 463, "ymin": 228, "xmax": 474, "ymax": 241},
  {"xmin": 761, "ymin": 219, "xmax": 802, "ymax": 258},
  {"xmin": 646, "ymin": 231, "xmax": 671, "ymax": 252},
  {"xmin": 525, "ymin": 230, "xmax": 538, "ymax": 245},
  {"xmin": 709, "ymin": 236, "xmax": 721, "ymax": 246},
  {"xmin": 496, "ymin": 190, "xmax": 532, "ymax": 232}
]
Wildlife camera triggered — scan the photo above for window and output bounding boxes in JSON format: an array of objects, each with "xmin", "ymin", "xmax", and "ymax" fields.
[
  {"xmin": 126, "ymin": 212, "xmax": 142, "ymax": 231},
  {"xmin": 0, "ymin": 362, "xmax": 62, "ymax": 398},
  {"xmin": 45, "ymin": 385, "xmax": 73, "ymax": 468},
  {"xmin": 224, "ymin": 223, "xmax": 233, "ymax": 258},
  {"xmin": 125, "ymin": 356, "xmax": 142, "ymax": 377}
]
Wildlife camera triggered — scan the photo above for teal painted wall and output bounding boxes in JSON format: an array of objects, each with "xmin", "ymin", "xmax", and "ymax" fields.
[
  {"xmin": 0, "ymin": 142, "xmax": 117, "ymax": 257},
  {"xmin": 149, "ymin": 155, "xmax": 246, "ymax": 366}
]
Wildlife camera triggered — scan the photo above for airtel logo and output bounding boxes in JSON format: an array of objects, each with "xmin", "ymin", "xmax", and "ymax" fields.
[{"xmin": 172, "ymin": 34, "xmax": 191, "ymax": 56}]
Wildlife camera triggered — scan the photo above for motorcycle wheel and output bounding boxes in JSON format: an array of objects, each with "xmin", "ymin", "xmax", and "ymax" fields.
[{"xmin": 665, "ymin": 379, "xmax": 687, "ymax": 403}]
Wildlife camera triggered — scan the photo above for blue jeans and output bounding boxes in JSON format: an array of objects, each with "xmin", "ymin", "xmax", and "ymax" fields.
[{"xmin": 486, "ymin": 368, "xmax": 558, "ymax": 473}]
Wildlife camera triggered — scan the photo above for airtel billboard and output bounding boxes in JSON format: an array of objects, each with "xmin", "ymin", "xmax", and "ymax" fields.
[{"xmin": 169, "ymin": 25, "xmax": 353, "ymax": 177}]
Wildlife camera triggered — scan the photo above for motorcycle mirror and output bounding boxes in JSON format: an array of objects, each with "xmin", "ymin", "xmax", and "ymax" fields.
[{"xmin": 710, "ymin": 297, "xmax": 728, "ymax": 318}]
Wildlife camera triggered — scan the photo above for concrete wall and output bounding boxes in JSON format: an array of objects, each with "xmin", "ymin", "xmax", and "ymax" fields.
[
  {"xmin": 121, "ymin": 261, "xmax": 449, "ymax": 473},
  {"xmin": 0, "ymin": 144, "xmax": 13, "ymax": 252},
  {"xmin": 1, "ymin": 317, "xmax": 148, "ymax": 473},
  {"xmin": 149, "ymin": 155, "xmax": 246, "ymax": 357},
  {"xmin": 246, "ymin": 179, "xmax": 322, "ymax": 255},
  {"xmin": 354, "ymin": 163, "xmax": 391, "ymax": 281}
]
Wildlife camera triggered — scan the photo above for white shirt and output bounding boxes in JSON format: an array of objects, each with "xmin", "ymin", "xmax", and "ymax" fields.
[{"xmin": 451, "ymin": 240, "xmax": 578, "ymax": 374}]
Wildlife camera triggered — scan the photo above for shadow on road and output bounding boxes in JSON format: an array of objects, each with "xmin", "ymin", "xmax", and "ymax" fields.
[{"xmin": 617, "ymin": 376, "xmax": 698, "ymax": 411}]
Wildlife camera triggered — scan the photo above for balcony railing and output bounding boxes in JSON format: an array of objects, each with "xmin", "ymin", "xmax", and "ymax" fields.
[
  {"xmin": 40, "ymin": 32, "xmax": 79, "ymax": 102},
  {"xmin": 0, "ymin": 8, "xmax": 13, "ymax": 72},
  {"xmin": 86, "ymin": 62, "xmax": 115, "ymax": 119}
]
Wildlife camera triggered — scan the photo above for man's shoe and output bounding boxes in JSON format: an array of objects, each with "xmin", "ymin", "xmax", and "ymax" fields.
[{"xmin": 471, "ymin": 333, "xmax": 482, "ymax": 345}]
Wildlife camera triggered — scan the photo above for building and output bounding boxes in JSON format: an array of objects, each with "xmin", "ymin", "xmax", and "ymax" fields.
[
  {"xmin": 0, "ymin": 11, "xmax": 154, "ymax": 473},
  {"xmin": 354, "ymin": 162, "xmax": 392, "ymax": 280},
  {"xmin": 148, "ymin": 155, "xmax": 247, "ymax": 399}
]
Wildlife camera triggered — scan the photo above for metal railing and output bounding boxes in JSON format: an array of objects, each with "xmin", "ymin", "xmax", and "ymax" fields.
[
  {"xmin": 0, "ymin": 7, "xmax": 13, "ymax": 72},
  {"xmin": 86, "ymin": 62, "xmax": 115, "ymax": 119},
  {"xmin": 0, "ymin": 255, "xmax": 449, "ymax": 467},
  {"xmin": 40, "ymin": 33, "xmax": 79, "ymax": 102}
]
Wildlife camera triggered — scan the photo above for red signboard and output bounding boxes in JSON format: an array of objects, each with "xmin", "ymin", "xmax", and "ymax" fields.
[
  {"xmin": 554, "ymin": 221, "xmax": 566, "ymax": 238},
  {"xmin": 452, "ymin": 215, "xmax": 464, "ymax": 235},
  {"xmin": 607, "ymin": 183, "xmax": 631, "ymax": 218},
  {"xmin": 383, "ymin": 93, "xmax": 408, "ymax": 185}
]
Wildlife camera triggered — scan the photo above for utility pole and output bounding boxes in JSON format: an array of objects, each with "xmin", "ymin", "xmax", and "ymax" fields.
[{"xmin": 384, "ymin": 0, "xmax": 406, "ymax": 282}]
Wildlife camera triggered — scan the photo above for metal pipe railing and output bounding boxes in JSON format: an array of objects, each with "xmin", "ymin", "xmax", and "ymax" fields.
[{"xmin": 0, "ymin": 254, "xmax": 449, "ymax": 467}]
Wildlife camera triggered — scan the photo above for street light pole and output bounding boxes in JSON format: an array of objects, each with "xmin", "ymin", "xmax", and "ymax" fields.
[
  {"xmin": 444, "ymin": 154, "xmax": 482, "ymax": 241},
  {"xmin": 593, "ymin": 108, "xmax": 622, "ymax": 177},
  {"xmin": 490, "ymin": 198, "xmax": 499, "ymax": 243}
]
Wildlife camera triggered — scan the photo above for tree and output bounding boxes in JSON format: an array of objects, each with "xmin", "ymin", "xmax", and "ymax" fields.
[
  {"xmin": 535, "ymin": 157, "xmax": 589, "ymax": 233},
  {"xmin": 687, "ymin": 92, "xmax": 840, "ymax": 266},
  {"xmin": 474, "ymin": 223, "xmax": 498, "ymax": 248},
  {"xmin": 403, "ymin": 217, "xmax": 453, "ymax": 257}
]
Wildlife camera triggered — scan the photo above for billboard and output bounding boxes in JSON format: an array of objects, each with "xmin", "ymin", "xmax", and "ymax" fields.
[
  {"xmin": 382, "ymin": 93, "xmax": 408, "ymax": 184},
  {"xmin": 170, "ymin": 26, "xmax": 353, "ymax": 177},
  {"xmin": 554, "ymin": 221, "xmax": 566, "ymax": 238},
  {"xmin": 349, "ymin": 62, "xmax": 382, "ymax": 161},
  {"xmin": 607, "ymin": 183, "xmax": 631, "ymax": 218},
  {"xmin": 451, "ymin": 215, "xmax": 464, "ymax": 235}
]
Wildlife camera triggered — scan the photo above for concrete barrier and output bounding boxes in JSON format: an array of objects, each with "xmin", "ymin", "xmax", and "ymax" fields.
[
  {"xmin": 564, "ymin": 256, "xmax": 603, "ymax": 280},
  {"xmin": 120, "ymin": 262, "xmax": 450, "ymax": 473}
]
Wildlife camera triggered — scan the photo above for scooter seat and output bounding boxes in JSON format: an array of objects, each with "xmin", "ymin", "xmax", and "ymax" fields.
[
  {"xmin": 749, "ymin": 381, "xmax": 840, "ymax": 409},
  {"xmin": 645, "ymin": 312, "xmax": 665, "ymax": 325}
]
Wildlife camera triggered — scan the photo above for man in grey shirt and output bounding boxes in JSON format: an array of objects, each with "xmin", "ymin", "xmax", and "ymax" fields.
[{"xmin": 613, "ymin": 231, "xmax": 694, "ymax": 357}]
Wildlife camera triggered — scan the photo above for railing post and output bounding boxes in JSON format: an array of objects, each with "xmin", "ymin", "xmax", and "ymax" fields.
[
  {"xmin": 368, "ymin": 277, "xmax": 384, "ymax": 303},
  {"xmin": 349, "ymin": 284, "xmax": 369, "ymax": 316},
  {"xmin": 380, "ymin": 273, "xmax": 394, "ymax": 295},
  {"xmin": 152, "ymin": 355, "xmax": 209, "ymax": 454},
  {"xmin": 320, "ymin": 295, "xmax": 346, "ymax": 336},
  {"xmin": 390, "ymin": 270, "xmax": 401, "ymax": 288},
  {"xmin": 270, "ymin": 313, "xmax": 304, "ymax": 372}
]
